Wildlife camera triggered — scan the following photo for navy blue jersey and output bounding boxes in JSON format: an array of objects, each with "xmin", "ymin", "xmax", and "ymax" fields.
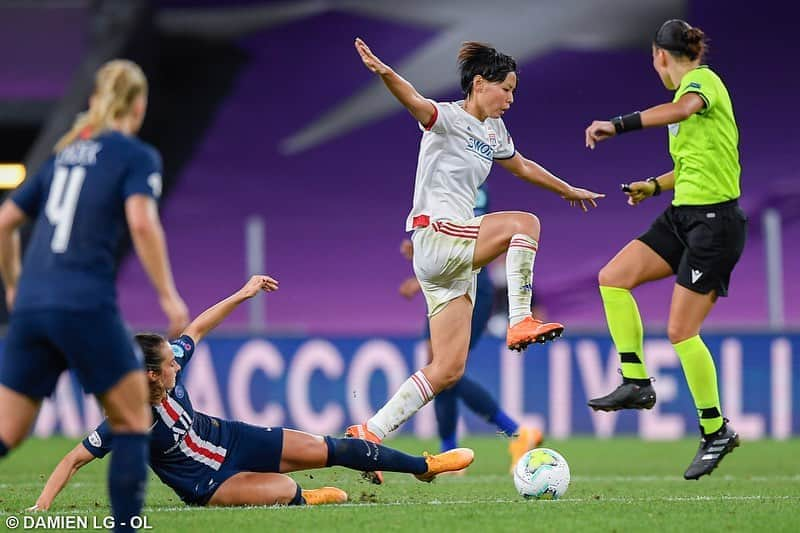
[
  {"xmin": 11, "ymin": 131, "xmax": 161, "ymax": 311},
  {"xmin": 83, "ymin": 335, "xmax": 236, "ymax": 502}
]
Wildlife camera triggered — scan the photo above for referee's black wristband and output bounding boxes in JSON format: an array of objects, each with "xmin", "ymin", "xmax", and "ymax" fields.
[
  {"xmin": 647, "ymin": 176, "xmax": 661, "ymax": 196},
  {"xmin": 611, "ymin": 112, "xmax": 643, "ymax": 134}
]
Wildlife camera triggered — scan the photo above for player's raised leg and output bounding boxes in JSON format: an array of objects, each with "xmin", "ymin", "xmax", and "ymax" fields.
[
  {"xmin": 473, "ymin": 211, "xmax": 564, "ymax": 351},
  {"xmin": 589, "ymin": 240, "xmax": 672, "ymax": 411}
]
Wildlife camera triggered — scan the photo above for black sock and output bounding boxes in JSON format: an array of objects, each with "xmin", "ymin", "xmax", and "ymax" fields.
[
  {"xmin": 288, "ymin": 482, "xmax": 305, "ymax": 506},
  {"xmin": 108, "ymin": 433, "xmax": 148, "ymax": 533},
  {"xmin": 325, "ymin": 436, "xmax": 427, "ymax": 474},
  {"xmin": 0, "ymin": 438, "xmax": 8, "ymax": 458},
  {"xmin": 622, "ymin": 376, "xmax": 652, "ymax": 387}
]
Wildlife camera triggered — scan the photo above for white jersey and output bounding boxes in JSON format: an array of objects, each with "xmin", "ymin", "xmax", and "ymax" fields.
[{"xmin": 405, "ymin": 100, "xmax": 515, "ymax": 231}]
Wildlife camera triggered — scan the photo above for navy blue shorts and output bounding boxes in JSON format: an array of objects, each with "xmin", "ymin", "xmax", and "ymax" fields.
[
  {"xmin": 423, "ymin": 268, "xmax": 494, "ymax": 350},
  {"xmin": 196, "ymin": 422, "xmax": 285, "ymax": 505},
  {"xmin": 0, "ymin": 308, "xmax": 142, "ymax": 398}
]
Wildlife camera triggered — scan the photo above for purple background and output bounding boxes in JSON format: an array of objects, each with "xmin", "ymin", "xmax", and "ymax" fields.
[{"xmin": 2, "ymin": 2, "xmax": 797, "ymax": 333}]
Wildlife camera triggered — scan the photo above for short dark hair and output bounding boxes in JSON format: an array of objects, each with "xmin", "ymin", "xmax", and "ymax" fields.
[
  {"xmin": 654, "ymin": 19, "xmax": 707, "ymax": 61},
  {"xmin": 458, "ymin": 42, "xmax": 517, "ymax": 97}
]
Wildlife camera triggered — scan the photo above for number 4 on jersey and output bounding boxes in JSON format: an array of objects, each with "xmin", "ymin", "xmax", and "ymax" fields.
[{"xmin": 45, "ymin": 165, "xmax": 86, "ymax": 253}]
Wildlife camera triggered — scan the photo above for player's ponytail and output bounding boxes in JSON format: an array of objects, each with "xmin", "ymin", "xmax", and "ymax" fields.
[
  {"xmin": 135, "ymin": 333, "xmax": 168, "ymax": 404},
  {"xmin": 654, "ymin": 19, "xmax": 708, "ymax": 62},
  {"xmin": 458, "ymin": 41, "xmax": 517, "ymax": 97},
  {"xmin": 54, "ymin": 59, "xmax": 148, "ymax": 153}
]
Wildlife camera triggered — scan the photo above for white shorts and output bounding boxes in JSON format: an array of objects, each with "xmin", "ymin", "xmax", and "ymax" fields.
[{"xmin": 411, "ymin": 216, "xmax": 484, "ymax": 317}]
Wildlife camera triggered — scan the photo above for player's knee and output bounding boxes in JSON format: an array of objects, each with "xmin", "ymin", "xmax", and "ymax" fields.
[
  {"xmin": 667, "ymin": 322, "xmax": 695, "ymax": 345},
  {"xmin": 438, "ymin": 364, "xmax": 466, "ymax": 390},
  {"xmin": 598, "ymin": 263, "xmax": 629, "ymax": 289},
  {"xmin": 513, "ymin": 213, "xmax": 540, "ymax": 239},
  {"xmin": 275, "ymin": 477, "xmax": 300, "ymax": 505}
]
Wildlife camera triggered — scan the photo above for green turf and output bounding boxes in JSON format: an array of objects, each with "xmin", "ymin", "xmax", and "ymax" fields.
[{"xmin": 1, "ymin": 436, "xmax": 799, "ymax": 532}]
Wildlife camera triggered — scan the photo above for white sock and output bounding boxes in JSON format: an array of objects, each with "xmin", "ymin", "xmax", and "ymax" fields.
[
  {"xmin": 506, "ymin": 233, "xmax": 538, "ymax": 326},
  {"xmin": 367, "ymin": 370, "xmax": 435, "ymax": 439}
]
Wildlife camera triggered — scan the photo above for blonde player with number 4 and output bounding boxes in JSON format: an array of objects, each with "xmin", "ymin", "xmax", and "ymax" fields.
[{"xmin": 348, "ymin": 38, "xmax": 604, "ymax": 483}]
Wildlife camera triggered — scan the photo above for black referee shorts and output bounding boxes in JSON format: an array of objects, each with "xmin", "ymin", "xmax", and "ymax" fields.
[{"xmin": 637, "ymin": 199, "xmax": 747, "ymax": 297}]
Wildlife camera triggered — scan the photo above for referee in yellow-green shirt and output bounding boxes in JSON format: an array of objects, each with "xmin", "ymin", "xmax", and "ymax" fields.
[{"xmin": 584, "ymin": 19, "xmax": 746, "ymax": 480}]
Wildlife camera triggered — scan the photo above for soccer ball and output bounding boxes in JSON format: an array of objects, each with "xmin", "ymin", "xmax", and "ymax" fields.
[{"xmin": 513, "ymin": 448, "xmax": 570, "ymax": 500}]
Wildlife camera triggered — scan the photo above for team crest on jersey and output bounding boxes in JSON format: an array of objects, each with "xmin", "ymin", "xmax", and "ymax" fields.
[
  {"xmin": 486, "ymin": 128, "xmax": 498, "ymax": 148},
  {"xmin": 668, "ymin": 123, "xmax": 680, "ymax": 137},
  {"xmin": 172, "ymin": 344, "xmax": 185, "ymax": 359}
]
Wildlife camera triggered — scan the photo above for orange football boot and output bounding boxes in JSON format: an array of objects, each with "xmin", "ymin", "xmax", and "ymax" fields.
[
  {"xmin": 415, "ymin": 448, "xmax": 475, "ymax": 482},
  {"xmin": 506, "ymin": 316, "xmax": 564, "ymax": 352},
  {"xmin": 302, "ymin": 487, "xmax": 348, "ymax": 505}
]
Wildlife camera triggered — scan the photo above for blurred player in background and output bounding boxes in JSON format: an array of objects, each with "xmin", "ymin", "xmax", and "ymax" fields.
[
  {"xmin": 30, "ymin": 276, "xmax": 474, "ymax": 510},
  {"xmin": 348, "ymin": 37, "xmax": 603, "ymax": 483},
  {"xmin": 399, "ymin": 183, "xmax": 542, "ymax": 471},
  {"xmin": 0, "ymin": 60, "xmax": 189, "ymax": 531},
  {"xmin": 585, "ymin": 19, "xmax": 744, "ymax": 479}
]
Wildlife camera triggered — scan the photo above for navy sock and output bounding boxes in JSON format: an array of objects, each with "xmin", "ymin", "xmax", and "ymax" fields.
[
  {"xmin": 108, "ymin": 433, "xmax": 148, "ymax": 533},
  {"xmin": 455, "ymin": 376, "xmax": 502, "ymax": 422},
  {"xmin": 440, "ymin": 435, "xmax": 457, "ymax": 453},
  {"xmin": 434, "ymin": 387, "xmax": 458, "ymax": 447},
  {"xmin": 0, "ymin": 439, "xmax": 8, "ymax": 458},
  {"xmin": 489, "ymin": 410, "xmax": 519, "ymax": 437},
  {"xmin": 325, "ymin": 436, "xmax": 427, "ymax": 475},
  {"xmin": 289, "ymin": 482, "xmax": 305, "ymax": 506}
]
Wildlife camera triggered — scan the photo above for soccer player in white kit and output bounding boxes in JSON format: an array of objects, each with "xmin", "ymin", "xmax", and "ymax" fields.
[{"xmin": 348, "ymin": 38, "xmax": 604, "ymax": 483}]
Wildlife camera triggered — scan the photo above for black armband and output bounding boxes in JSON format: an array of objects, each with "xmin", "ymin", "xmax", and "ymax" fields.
[
  {"xmin": 611, "ymin": 111, "xmax": 643, "ymax": 134},
  {"xmin": 647, "ymin": 176, "xmax": 661, "ymax": 196}
]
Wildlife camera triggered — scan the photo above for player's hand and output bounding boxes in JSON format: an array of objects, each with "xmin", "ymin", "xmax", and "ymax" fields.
[
  {"xmin": 562, "ymin": 187, "xmax": 605, "ymax": 211},
  {"xmin": 398, "ymin": 277, "xmax": 421, "ymax": 299},
  {"xmin": 355, "ymin": 38, "xmax": 391, "ymax": 75},
  {"xmin": 160, "ymin": 292, "xmax": 190, "ymax": 339},
  {"xmin": 623, "ymin": 180, "xmax": 656, "ymax": 206},
  {"xmin": 239, "ymin": 274, "xmax": 279, "ymax": 299},
  {"xmin": 26, "ymin": 502, "xmax": 47, "ymax": 512},
  {"xmin": 585, "ymin": 120, "xmax": 616, "ymax": 149},
  {"xmin": 5, "ymin": 285, "xmax": 15, "ymax": 312},
  {"xmin": 400, "ymin": 239, "xmax": 414, "ymax": 260}
]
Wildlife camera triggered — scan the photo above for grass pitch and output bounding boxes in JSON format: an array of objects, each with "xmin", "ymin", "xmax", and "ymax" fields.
[{"xmin": 1, "ymin": 436, "xmax": 799, "ymax": 532}]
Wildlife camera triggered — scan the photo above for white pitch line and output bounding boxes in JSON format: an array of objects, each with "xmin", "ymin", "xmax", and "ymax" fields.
[
  {"xmin": 138, "ymin": 494, "xmax": 800, "ymax": 512},
  {"xmin": 2, "ymin": 495, "xmax": 798, "ymax": 517}
]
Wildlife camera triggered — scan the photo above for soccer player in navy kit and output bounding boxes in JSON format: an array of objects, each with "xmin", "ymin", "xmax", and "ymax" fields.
[
  {"xmin": 399, "ymin": 184, "xmax": 542, "ymax": 473},
  {"xmin": 0, "ymin": 60, "xmax": 188, "ymax": 531},
  {"xmin": 30, "ymin": 276, "xmax": 474, "ymax": 510}
]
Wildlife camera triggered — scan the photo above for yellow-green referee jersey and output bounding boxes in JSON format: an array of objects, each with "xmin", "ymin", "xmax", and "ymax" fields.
[{"xmin": 669, "ymin": 66, "xmax": 740, "ymax": 206}]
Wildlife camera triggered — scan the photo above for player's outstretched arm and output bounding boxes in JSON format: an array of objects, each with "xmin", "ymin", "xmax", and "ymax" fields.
[
  {"xmin": 30, "ymin": 443, "xmax": 96, "ymax": 511},
  {"xmin": 354, "ymin": 37, "xmax": 435, "ymax": 126},
  {"xmin": 182, "ymin": 275, "xmax": 278, "ymax": 343},
  {"xmin": 497, "ymin": 152, "xmax": 604, "ymax": 212},
  {"xmin": 0, "ymin": 200, "xmax": 26, "ymax": 311},
  {"xmin": 585, "ymin": 93, "xmax": 705, "ymax": 149}
]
